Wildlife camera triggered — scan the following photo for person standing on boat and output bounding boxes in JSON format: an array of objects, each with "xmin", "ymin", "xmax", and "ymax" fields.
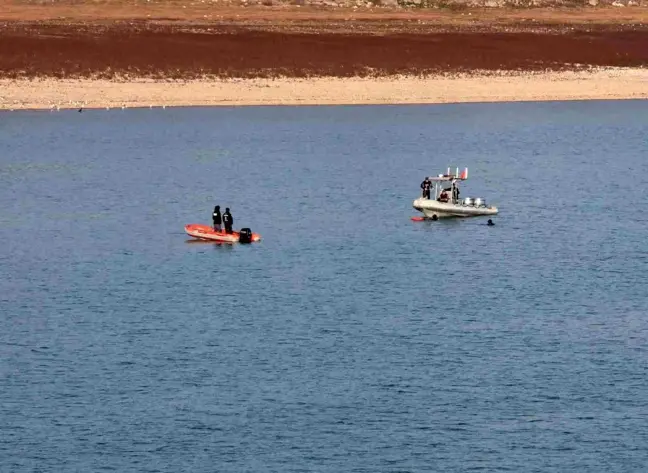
[
  {"xmin": 223, "ymin": 208, "xmax": 233, "ymax": 234},
  {"xmin": 420, "ymin": 177, "xmax": 432, "ymax": 199},
  {"xmin": 451, "ymin": 180, "xmax": 460, "ymax": 203},
  {"xmin": 212, "ymin": 205, "xmax": 222, "ymax": 232}
]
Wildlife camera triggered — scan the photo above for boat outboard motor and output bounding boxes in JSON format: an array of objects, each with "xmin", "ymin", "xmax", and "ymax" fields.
[{"xmin": 239, "ymin": 228, "xmax": 252, "ymax": 244}]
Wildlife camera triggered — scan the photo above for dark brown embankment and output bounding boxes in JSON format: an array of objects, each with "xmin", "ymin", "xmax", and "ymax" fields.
[{"xmin": 1, "ymin": 20, "xmax": 648, "ymax": 79}]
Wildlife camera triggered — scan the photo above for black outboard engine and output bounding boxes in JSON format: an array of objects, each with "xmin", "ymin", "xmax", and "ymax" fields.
[{"xmin": 239, "ymin": 228, "xmax": 252, "ymax": 244}]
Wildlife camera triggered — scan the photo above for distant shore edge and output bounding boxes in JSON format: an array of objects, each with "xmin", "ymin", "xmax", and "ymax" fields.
[{"xmin": 2, "ymin": 69, "xmax": 647, "ymax": 111}]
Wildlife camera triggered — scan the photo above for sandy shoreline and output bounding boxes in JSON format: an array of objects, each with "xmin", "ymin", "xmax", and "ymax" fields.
[{"xmin": 1, "ymin": 69, "xmax": 647, "ymax": 110}]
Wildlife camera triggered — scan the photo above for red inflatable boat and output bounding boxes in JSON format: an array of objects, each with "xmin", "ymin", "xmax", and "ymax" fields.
[{"xmin": 184, "ymin": 224, "xmax": 261, "ymax": 244}]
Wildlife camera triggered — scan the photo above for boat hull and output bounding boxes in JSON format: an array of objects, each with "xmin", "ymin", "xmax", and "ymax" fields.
[
  {"xmin": 413, "ymin": 198, "xmax": 498, "ymax": 219},
  {"xmin": 184, "ymin": 224, "xmax": 261, "ymax": 243}
]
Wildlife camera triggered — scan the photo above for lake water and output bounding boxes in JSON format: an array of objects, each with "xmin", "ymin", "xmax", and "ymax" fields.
[{"xmin": 1, "ymin": 101, "xmax": 648, "ymax": 472}]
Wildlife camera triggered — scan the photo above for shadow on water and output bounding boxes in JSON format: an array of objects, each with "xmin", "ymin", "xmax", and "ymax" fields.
[
  {"xmin": 415, "ymin": 217, "xmax": 464, "ymax": 227},
  {"xmin": 413, "ymin": 216, "xmax": 499, "ymax": 235},
  {"xmin": 184, "ymin": 239, "xmax": 234, "ymax": 250}
]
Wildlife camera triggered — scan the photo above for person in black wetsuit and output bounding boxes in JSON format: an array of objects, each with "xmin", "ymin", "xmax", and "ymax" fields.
[
  {"xmin": 487, "ymin": 219, "xmax": 495, "ymax": 226},
  {"xmin": 223, "ymin": 208, "xmax": 233, "ymax": 234},
  {"xmin": 420, "ymin": 177, "xmax": 432, "ymax": 199},
  {"xmin": 212, "ymin": 205, "xmax": 222, "ymax": 232},
  {"xmin": 450, "ymin": 180, "xmax": 460, "ymax": 203}
]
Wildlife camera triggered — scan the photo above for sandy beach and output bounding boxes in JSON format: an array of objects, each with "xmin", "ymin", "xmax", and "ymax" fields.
[
  {"xmin": 1, "ymin": 68, "xmax": 647, "ymax": 110},
  {"xmin": 1, "ymin": 2, "xmax": 648, "ymax": 109}
]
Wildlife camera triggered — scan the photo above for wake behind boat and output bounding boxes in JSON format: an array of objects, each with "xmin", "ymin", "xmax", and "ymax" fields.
[
  {"xmin": 413, "ymin": 167, "xmax": 498, "ymax": 220},
  {"xmin": 185, "ymin": 224, "xmax": 261, "ymax": 244}
]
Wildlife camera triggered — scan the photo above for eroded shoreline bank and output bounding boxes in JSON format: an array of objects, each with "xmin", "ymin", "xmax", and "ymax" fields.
[
  {"xmin": 2, "ymin": 69, "xmax": 647, "ymax": 111},
  {"xmin": 2, "ymin": 3, "xmax": 648, "ymax": 110}
]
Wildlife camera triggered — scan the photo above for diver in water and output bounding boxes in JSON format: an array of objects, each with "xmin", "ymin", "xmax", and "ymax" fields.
[
  {"xmin": 223, "ymin": 208, "xmax": 233, "ymax": 234},
  {"xmin": 487, "ymin": 219, "xmax": 495, "ymax": 226},
  {"xmin": 212, "ymin": 205, "xmax": 222, "ymax": 232},
  {"xmin": 420, "ymin": 177, "xmax": 432, "ymax": 199}
]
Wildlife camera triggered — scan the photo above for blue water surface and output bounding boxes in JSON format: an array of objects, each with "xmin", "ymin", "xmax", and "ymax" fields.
[{"xmin": 1, "ymin": 100, "xmax": 647, "ymax": 472}]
